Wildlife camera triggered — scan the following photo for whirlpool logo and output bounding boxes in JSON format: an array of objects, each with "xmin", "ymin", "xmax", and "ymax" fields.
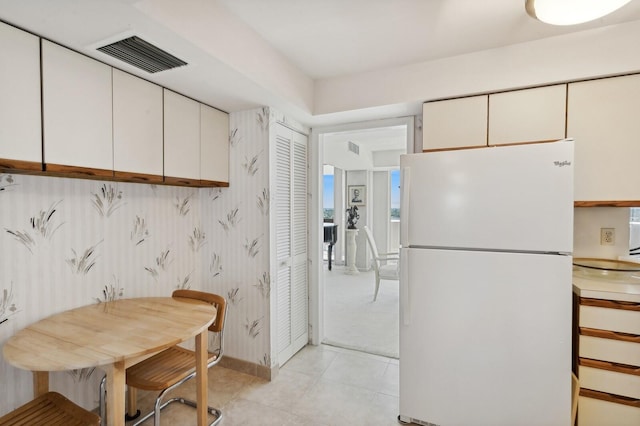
[{"xmin": 553, "ymin": 160, "xmax": 572, "ymax": 167}]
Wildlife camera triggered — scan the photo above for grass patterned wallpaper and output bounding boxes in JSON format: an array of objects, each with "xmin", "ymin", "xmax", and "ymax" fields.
[{"xmin": 0, "ymin": 107, "xmax": 291, "ymax": 415}]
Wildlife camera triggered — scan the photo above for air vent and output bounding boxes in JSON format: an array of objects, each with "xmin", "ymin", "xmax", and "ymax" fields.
[
  {"xmin": 348, "ymin": 141, "xmax": 360, "ymax": 155},
  {"xmin": 97, "ymin": 36, "xmax": 187, "ymax": 73}
]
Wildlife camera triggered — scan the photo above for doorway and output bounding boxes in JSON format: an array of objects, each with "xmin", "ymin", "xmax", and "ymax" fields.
[{"xmin": 309, "ymin": 116, "xmax": 415, "ymax": 358}]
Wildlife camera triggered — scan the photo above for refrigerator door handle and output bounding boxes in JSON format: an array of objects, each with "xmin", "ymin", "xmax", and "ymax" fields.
[
  {"xmin": 400, "ymin": 249, "xmax": 410, "ymax": 325},
  {"xmin": 401, "ymin": 166, "xmax": 410, "ymax": 247}
]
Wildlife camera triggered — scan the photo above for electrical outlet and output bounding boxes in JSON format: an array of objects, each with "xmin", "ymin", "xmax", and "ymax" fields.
[{"xmin": 600, "ymin": 228, "xmax": 615, "ymax": 246}]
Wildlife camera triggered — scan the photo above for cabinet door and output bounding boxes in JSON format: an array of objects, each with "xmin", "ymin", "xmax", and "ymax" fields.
[
  {"xmin": 489, "ymin": 85, "xmax": 567, "ymax": 145},
  {"xmin": 112, "ymin": 69, "xmax": 163, "ymax": 182},
  {"xmin": 422, "ymin": 95, "xmax": 487, "ymax": 150},
  {"xmin": 200, "ymin": 104, "xmax": 229, "ymax": 185},
  {"xmin": 568, "ymin": 74, "xmax": 640, "ymax": 203},
  {"xmin": 42, "ymin": 40, "xmax": 113, "ymax": 176},
  {"xmin": 275, "ymin": 123, "xmax": 308, "ymax": 365},
  {"xmin": 164, "ymin": 89, "xmax": 200, "ymax": 184},
  {"xmin": 0, "ymin": 22, "xmax": 42, "ymax": 170}
]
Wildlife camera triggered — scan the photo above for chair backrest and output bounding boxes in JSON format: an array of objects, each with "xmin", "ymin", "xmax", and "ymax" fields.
[
  {"xmin": 363, "ymin": 226, "xmax": 380, "ymax": 267},
  {"xmin": 172, "ymin": 289, "xmax": 227, "ymax": 333}
]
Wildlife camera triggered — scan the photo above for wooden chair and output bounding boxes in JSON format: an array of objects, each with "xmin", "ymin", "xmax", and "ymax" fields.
[
  {"xmin": 100, "ymin": 290, "xmax": 227, "ymax": 426},
  {"xmin": 363, "ymin": 226, "xmax": 399, "ymax": 301},
  {"xmin": 0, "ymin": 391, "xmax": 100, "ymax": 426}
]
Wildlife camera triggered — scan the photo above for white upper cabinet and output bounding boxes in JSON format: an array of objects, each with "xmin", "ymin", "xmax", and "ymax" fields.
[
  {"xmin": 200, "ymin": 104, "xmax": 229, "ymax": 184},
  {"xmin": 112, "ymin": 69, "xmax": 163, "ymax": 181},
  {"xmin": 423, "ymin": 95, "xmax": 488, "ymax": 150},
  {"xmin": 0, "ymin": 22, "xmax": 42, "ymax": 168},
  {"xmin": 568, "ymin": 74, "xmax": 640, "ymax": 202},
  {"xmin": 164, "ymin": 89, "xmax": 200, "ymax": 182},
  {"xmin": 42, "ymin": 40, "xmax": 113, "ymax": 173},
  {"xmin": 489, "ymin": 85, "xmax": 567, "ymax": 145}
]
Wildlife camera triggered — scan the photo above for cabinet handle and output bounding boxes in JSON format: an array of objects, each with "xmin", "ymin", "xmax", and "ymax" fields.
[
  {"xmin": 580, "ymin": 297, "xmax": 640, "ymax": 312},
  {"xmin": 580, "ymin": 327, "xmax": 640, "ymax": 343},
  {"xmin": 400, "ymin": 166, "xmax": 410, "ymax": 248},
  {"xmin": 579, "ymin": 388, "xmax": 640, "ymax": 408},
  {"xmin": 579, "ymin": 357, "xmax": 640, "ymax": 375},
  {"xmin": 400, "ymin": 249, "xmax": 410, "ymax": 326}
]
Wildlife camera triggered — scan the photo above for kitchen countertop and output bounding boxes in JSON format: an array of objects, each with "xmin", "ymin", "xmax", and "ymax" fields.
[
  {"xmin": 573, "ymin": 276, "xmax": 640, "ymax": 303},
  {"xmin": 572, "ymin": 261, "xmax": 640, "ymax": 302}
]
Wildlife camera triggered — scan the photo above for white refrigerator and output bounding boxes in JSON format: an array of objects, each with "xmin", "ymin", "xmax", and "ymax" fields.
[{"xmin": 398, "ymin": 140, "xmax": 574, "ymax": 426}]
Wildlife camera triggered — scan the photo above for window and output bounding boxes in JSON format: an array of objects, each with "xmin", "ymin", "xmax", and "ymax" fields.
[
  {"xmin": 631, "ymin": 208, "xmax": 640, "ymax": 256},
  {"xmin": 323, "ymin": 169, "xmax": 334, "ymax": 220},
  {"xmin": 390, "ymin": 169, "xmax": 400, "ymax": 220}
]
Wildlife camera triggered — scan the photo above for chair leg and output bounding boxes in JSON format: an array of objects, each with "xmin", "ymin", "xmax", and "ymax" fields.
[
  {"xmin": 373, "ymin": 275, "xmax": 381, "ymax": 301},
  {"xmin": 129, "ymin": 383, "xmax": 222, "ymax": 426},
  {"xmin": 127, "ymin": 387, "xmax": 140, "ymax": 420},
  {"xmin": 99, "ymin": 375, "xmax": 106, "ymax": 426},
  {"xmin": 99, "ymin": 375, "xmax": 141, "ymax": 425}
]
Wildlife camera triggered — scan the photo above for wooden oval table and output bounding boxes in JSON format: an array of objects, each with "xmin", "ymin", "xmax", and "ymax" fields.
[{"xmin": 3, "ymin": 297, "xmax": 217, "ymax": 426}]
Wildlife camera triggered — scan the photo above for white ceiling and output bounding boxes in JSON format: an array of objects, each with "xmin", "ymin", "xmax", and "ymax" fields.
[
  {"xmin": 2, "ymin": 0, "xmax": 640, "ymax": 127},
  {"xmin": 323, "ymin": 125, "xmax": 407, "ymax": 170},
  {"xmin": 217, "ymin": 0, "xmax": 640, "ymax": 79}
]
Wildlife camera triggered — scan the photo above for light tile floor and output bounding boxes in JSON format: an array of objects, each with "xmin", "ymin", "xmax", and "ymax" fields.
[{"xmin": 129, "ymin": 344, "xmax": 400, "ymax": 426}]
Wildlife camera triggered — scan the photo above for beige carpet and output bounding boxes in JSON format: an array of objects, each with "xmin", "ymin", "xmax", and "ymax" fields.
[{"xmin": 323, "ymin": 265, "xmax": 399, "ymax": 359}]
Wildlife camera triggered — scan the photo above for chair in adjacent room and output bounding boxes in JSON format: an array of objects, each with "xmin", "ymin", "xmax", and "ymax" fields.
[
  {"xmin": 103, "ymin": 290, "xmax": 227, "ymax": 426},
  {"xmin": 363, "ymin": 226, "xmax": 399, "ymax": 301},
  {"xmin": 0, "ymin": 391, "xmax": 100, "ymax": 426}
]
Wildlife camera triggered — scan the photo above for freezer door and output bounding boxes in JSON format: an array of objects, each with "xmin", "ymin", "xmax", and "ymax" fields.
[
  {"xmin": 399, "ymin": 248, "xmax": 572, "ymax": 426},
  {"xmin": 400, "ymin": 140, "xmax": 573, "ymax": 253}
]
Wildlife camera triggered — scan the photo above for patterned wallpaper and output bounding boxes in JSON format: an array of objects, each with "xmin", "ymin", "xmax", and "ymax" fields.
[{"xmin": 0, "ymin": 107, "xmax": 297, "ymax": 414}]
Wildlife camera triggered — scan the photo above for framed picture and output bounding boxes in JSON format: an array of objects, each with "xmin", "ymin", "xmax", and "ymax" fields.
[{"xmin": 348, "ymin": 185, "xmax": 366, "ymax": 206}]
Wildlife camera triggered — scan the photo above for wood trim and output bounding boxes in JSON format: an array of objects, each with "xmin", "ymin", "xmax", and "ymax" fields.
[
  {"xmin": 1, "ymin": 164, "xmax": 229, "ymax": 188},
  {"xmin": 113, "ymin": 170, "xmax": 163, "ymax": 184},
  {"xmin": 580, "ymin": 357, "xmax": 640, "ymax": 375},
  {"xmin": 44, "ymin": 163, "xmax": 114, "ymax": 179},
  {"xmin": 217, "ymin": 354, "xmax": 277, "ymax": 380},
  {"xmin": 0, "ymin": 158, "xmax": 43, "ymax": 172},
  {"xmin": 163, "ymin": 176, "xmax": 201, "ymax": 187},
  {"xmin": 488, "ymin": 139, "xmax": 564, "ymax": 147},
  {"xmin": 423, "ymin": 145, "xmax": 487, "ymax": 153},
  {"xmin": 580, "ymin": 297, "xmax": 640, "ymax": 312},
  {"xmin": 579, "ymin": 388, "xmax": 640, "ymax": 408},
  {"xmin": 199, "ymin": 179, "xmax": 229, "ymax": 188},
  {"xmin": 573, "ymin": 292, "xmax": 580, "ymax": 375},
  {"xmin": 580, "ymin": 327, "xmax": 640, "ymax": 343},
  {"xmin": 422, "ymin": 139, "xmax": 563, "ymax": 153},
  {"xmin": 575, "ymin": 200, "xmax": 640, "ymax": 207}
]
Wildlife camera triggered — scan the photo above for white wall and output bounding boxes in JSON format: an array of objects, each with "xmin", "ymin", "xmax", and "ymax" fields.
[
  {"xmin": 345, "ymin": 170, "xmax": 368, "ymax": 269},
  {"xmin": 314, "ymin": 20, "xmax": 640, "ymax": 120},
  {"xmin": 0, "ymin": 106, "xmax": 300, "ymax": 416},
  {"xmin": 573, "ymin": 207, "xmax": 631, "ymax": 259},
  {"xmin": 0, "ymin": 174, "xmax": 204, "ymax": 414},
  {"xmin": 372, "ymin": 170, "xmax": 390, "ymax": 255}
]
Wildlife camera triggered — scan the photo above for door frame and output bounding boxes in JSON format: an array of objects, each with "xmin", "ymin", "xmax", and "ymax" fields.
[{"xmin": 309, "ymin": 115, "xmax": 416, "ymax": 345}]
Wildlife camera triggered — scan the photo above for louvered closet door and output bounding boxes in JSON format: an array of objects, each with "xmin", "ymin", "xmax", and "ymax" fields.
[{"xmin": 275, "ymin": 123, "xmax": 308, "ymax": 365}]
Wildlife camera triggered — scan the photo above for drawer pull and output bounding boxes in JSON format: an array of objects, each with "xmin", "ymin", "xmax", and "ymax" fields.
[
  {"xmin": 580, "ymin": 388, "xmax": 640, "ymax": 408},
  {"xmin": 580, "ymin": 297, "xmax": 640, "ymax": 312},
  {"xmin": 579, "ymin": 357, "xmax": 640, "ymax": 375},
  {"xmin": 580, "ymin": 327, "xmax": 640, "ymax": 343}
]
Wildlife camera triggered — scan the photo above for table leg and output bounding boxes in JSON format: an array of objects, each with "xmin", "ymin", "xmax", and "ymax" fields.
[
  {"xmin": 195, "ymin": 329, "xmax": 208, "ymax": 425},
  {"xmin": 32, "ymin": 371, "xmax": 49, "ymax": 397},
  {"xmin": 105, "ymin": 361, "xmax": 125, "ymax": 426},
  {"xmin": 328, "ymin": 243, "xmax": 334, "ymax": 271}
]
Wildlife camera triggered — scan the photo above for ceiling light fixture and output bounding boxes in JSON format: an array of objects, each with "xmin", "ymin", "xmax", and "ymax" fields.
[{"xmin": 525, "ymin": 0, "xmax": 632, "ymax": 26}]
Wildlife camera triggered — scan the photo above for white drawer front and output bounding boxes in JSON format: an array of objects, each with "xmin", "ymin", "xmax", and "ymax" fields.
[
  {"xmin": 579, "ymin": 336, "xmax": 640, "ymax": 366},
  {"xmin": 580, "ymin": 305, "xmax": 640, "ymax": 335},
  {"xmin": 578, "ymin": 396, "xmax": 640, "ymax": 426},
  {"xmin": 579, "ymin": 365, "xmax": 640, "ymax": 399}
]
